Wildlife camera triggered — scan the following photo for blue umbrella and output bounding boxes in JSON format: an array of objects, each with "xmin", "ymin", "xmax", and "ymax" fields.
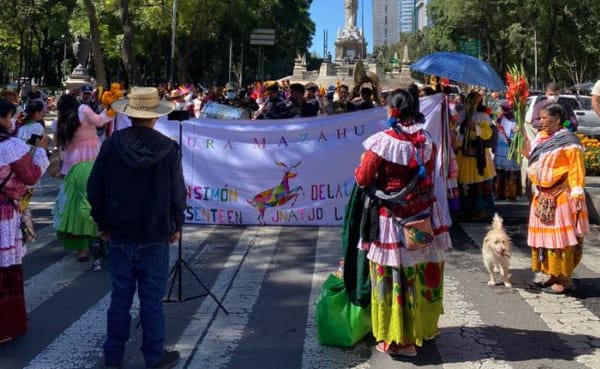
[{"xmin": 410, "ymin": 52, "xmax": 505, "ymax": 91}]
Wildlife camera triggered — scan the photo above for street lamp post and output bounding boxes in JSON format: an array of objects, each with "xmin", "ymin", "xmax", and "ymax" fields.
[
  {"xmin": 533, "ymin": 28, "xmax": 538, "ymax": 90},
  {"xmin": 228, "ymin": 37, "xmax": 233, "ymax": 83},
  {"xmin": 170, "ymin": 0, "xmax": 179, "ymax": 87},
  {"xmin": 61, "ymin": 34, "xmax": 67, "ymax": 80}
]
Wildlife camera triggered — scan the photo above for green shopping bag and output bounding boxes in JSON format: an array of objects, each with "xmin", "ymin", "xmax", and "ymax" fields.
[{"xmin": 316, "ymin": 274, "xmax": 372, "ymax": 347}]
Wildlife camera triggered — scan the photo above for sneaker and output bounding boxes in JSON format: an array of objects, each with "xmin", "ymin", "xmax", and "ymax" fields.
[{"xmin": 148, "ymin": 350, "xmax": 180, "ymax": 369}]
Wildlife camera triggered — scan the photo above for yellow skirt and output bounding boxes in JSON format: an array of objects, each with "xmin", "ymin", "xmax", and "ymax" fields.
[
  {"xmin": 531, "ymin": 244, "xmax": 583, "ymax": 279},
  {"xmin": 456, "ymin": 149, "xmax": 495, "ymax": 184}
]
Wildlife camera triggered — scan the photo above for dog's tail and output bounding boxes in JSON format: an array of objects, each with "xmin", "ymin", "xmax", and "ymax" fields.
[{"xmin": 491, "ymin": 213, "xmax": 504, "ymax": 232}]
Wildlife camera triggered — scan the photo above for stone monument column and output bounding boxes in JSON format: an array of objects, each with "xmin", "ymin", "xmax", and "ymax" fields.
[
  {"xmin": 335, "ymin": 0, "xmax": 365, "ymax": 62},
  {"xmin": 344, "ymin": 0, "xmax": 358, "ymax": 30},
  {"xmin": 64, "ymin": 37, "xmax": 93, "ymax": 92}
]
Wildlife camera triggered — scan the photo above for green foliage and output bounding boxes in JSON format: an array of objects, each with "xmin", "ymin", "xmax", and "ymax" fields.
[
  {"xmin": 0, "ymin": 0, "xmax": 314, "ymax": 87},
  {"xmin": 398, "ymin": 0, "xmax": 600, "ymax": 89}
]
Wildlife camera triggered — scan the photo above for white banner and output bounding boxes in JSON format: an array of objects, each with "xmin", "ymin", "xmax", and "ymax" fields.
[
  {"xmin": 151, "ymin": 94, "xmax": 450, "ymax": 227},
  {"xmin": 155, "ymin": 108, "xmax": 388, "ymax": 226}
]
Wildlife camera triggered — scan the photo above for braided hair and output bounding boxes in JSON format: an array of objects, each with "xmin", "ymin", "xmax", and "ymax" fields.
[
  {"xmin": 387, "ymin": 83, "xmax": 424, "ymax": 125},
  {"xmin": 56, "ymin": 94, "xmax": 81, "ymax": 148}
]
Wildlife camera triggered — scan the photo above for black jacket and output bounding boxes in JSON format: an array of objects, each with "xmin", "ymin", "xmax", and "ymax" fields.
[{"xmin": 88, "ymin": 125, "xmax": 186, "ymax": 244}]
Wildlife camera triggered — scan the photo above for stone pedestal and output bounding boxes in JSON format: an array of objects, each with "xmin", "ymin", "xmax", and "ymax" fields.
[
  {"xmin": 64, "ymin": 37, "xmax": 93, "ymax": 92},
  {"xmin": 64, "ymin": 64, "xmax": 92, "ymax": 92},
  {"xmin": 319, "ymin": 62, "xmax": 337, "ymax": 77},
  {"xmin": 335, "ymin": 38, "xmax": 365, "ymax": 64}
]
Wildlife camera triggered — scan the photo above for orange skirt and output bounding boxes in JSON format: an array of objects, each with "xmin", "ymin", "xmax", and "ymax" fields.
[
  {"xmin": 527, "ymin": 189, "xmax": 589, "ymax": 249},
  {"xmin": 531, "ymin": 244, "xmax": 582, "ymax": 279}
]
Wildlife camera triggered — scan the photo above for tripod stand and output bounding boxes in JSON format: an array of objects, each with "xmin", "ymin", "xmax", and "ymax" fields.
[{"xmin": 163, "ymin": 110, "xmax": 228, "ymax": 314}]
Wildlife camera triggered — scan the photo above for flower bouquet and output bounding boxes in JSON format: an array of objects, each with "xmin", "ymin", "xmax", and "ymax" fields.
[
  {"xmin": 101, "ymin": 83, "xmax": 124, "ymax": 117},
  {"xmin": 505, "ymin": 65, "xmax": 529, "ymax": 163}
]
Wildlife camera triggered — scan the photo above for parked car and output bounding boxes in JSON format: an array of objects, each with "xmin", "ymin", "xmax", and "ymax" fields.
[{"xmin": 525, "ymin": 94, "xmax": 600, "ymax": 137}]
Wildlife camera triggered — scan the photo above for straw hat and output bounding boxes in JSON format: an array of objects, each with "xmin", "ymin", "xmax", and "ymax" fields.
[{"xmin": 112, "ymin": 87, "xmax": 175, "ymax": 118}]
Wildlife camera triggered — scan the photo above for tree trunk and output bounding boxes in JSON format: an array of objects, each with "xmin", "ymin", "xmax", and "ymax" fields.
[
  {"xmin": 119, "ymin": 0, "xmax": 138, "ymax": 86},
  {"xmin": 83, "ymin": 0, "xmax": 107, "ymax": 88}
]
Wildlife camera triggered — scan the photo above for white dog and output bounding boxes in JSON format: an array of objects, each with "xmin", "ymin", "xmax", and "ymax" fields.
[{"xmin": 482, "ymin": 213, "xmax": 512, "ymax": 287}]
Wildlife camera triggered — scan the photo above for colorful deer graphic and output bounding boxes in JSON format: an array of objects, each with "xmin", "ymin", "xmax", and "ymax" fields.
[{"xmin": 247, "ymin": 161, "xmax": 304, "ymax": 223}]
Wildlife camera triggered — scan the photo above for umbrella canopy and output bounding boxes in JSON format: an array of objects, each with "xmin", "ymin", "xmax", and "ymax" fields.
[{"xmin": 410, "ymin": 52, "xmax": 505, "ymax": 91}]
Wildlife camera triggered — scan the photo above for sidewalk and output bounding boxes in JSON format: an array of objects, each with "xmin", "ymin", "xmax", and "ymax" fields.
[
  {"xmin": 483, "ymin": 177, "xmax": 600, "ymax": 225},
  {"xmin": 586, "ymin": 176, "xmax": 600, "ymax": 224}
]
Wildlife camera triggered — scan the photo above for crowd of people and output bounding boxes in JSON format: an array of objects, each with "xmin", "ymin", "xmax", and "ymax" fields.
[{"xmin": 0, "ymin": 76, "xmax": 598, "ymax": 365}]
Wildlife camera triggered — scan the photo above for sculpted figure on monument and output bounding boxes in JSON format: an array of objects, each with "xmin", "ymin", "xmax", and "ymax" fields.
[{"xmin": 344, "ymin": 0, "xmax": 358, "ymax": 29}]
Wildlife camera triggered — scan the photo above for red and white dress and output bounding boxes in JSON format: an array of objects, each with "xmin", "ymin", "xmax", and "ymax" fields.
[{"xmin": 0, "ymin": 136, "xmax": 48, "ymax": 341}]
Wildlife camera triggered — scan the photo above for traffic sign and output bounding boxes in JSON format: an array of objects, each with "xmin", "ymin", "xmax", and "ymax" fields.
[
  {"xmin": 250, "ymin": 29, "xmax": 276, "ymax": 46},
  {"xmin": 459, "ymin": 39, "xmax": 481, "ymax": 57}
]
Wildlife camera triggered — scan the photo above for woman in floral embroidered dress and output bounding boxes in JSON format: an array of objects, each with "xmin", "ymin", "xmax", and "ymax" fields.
[
  {"xmin": 526, "ymin": 104, "xmax": 589, "ymax": 294},
  {"xmin": 354, "ymin": 86, "xmax": 452, "ymax": 356},
  {"xmin": 0, "ymin": 100, "xmax": 48, "ymax": 343}
]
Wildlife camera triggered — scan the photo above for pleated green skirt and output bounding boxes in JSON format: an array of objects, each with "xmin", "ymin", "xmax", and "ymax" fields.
[{"xmin": 53, "ymin": 161, "xmax": 97, "ymax": 251}]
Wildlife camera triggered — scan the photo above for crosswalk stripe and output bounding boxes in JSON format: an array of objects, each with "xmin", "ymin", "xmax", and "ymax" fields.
[
  {"xmin": 22, "ymin": 293, "xmax": 134, "ymax": 369},
  {"xmin": 301, "ymin": 227, "xmax": 371, "ymax": 369},
  {"xmin": 439, "ymin": 272, "xmax": 513, "ymax": 369},
  {"xmin": 25, "ymin": 224, "xmax": 57, "ymax": 255},
  {"xmin": 174, "ymin": 226, "xmax": 281, "ymax": 369},
  {"xmin": 22, "ymin": 225, "xmax": 216, "ymax": 369},
  {"xmin": 24, "ymin": 254, "xmax": 89, "ymax": 313},
  {"xmin": 461, "ymin": 223, "xmax": 600, "ymax": 369}
]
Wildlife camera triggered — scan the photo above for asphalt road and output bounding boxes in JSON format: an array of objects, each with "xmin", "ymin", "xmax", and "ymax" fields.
[{"xmin": 1, "ymin": 174, "xmax": 600, "ymax": 369}]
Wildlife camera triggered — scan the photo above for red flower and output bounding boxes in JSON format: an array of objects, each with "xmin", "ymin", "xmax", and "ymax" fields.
[
  {"xmin": 377, "ymin": 265, "xmax": 385, "ymax": 276},
  {"xmin": 396, "ymin": 294, "xmax": 403, "ymax": 305},
  {"xmin": 424, "ymin": 263, "xmax": 441, "ymax": 288}
]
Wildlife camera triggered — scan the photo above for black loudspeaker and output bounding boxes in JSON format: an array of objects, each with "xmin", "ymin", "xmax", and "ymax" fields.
[{"xmin": 167, "ymin": 110, "xmax": 190, "ymax": 121}]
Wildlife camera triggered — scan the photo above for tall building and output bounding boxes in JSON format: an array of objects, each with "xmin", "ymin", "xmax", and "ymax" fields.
[
  {"xmin": 415, "ymin": 0, "xmax": 432, "ymax": 30},
  {"xmin": 398, "ymin": 0, "xmax": 415, "ymax": 34},
  {"xmin": 373, "ymin": 0, "xmax": 400, "ymax": 48}
]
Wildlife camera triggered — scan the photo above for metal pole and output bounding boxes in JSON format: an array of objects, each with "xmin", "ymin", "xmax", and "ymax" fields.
[
  {"xmin": 228, "ymin": 37, "xmax": 233, "ymax": 83},
  {"xmin": 62, "ymin": 35, "xmax": 67, "ymax": 79},
  {"xmin": 239, "ymin": 42, "xmax": 244, "ymax": 88},
  {"xmin": 258, "ymin": 45, "xmax": 263, "ymax": 81},
  {"xmin": 170, "ymin": 0, "xmax": 179, "ymax": 87},
  {"xmin": 534, "ymin": 28, "xmax": 538, "ymax": 90},
  {"xmin": 361, "ymin": 0, "xmax": 365, "ymax": 59}
]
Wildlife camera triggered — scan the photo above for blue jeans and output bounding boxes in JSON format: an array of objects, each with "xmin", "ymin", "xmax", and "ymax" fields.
[{"xmin": 103, "ymin": 242, "xmax": 170, "ymax": 367}]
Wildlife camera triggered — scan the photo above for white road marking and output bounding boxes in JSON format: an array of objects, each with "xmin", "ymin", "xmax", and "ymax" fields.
[
  {"xmin": 301, "ymin": 227, "xmax": 371, "ymax": 369},
  {"xmin": 461, "ymin": 222, "xmax": 600, "ymax": 369},
  {"xmin": 24, "ymin": 255, "xmax": 89, "ymax": 313},
  {"xmin": 174, "ymin": 226, "xmax": 281, "ymax": 369},
  {"xmin": 438, "ymin": 272, "xmax": 512, "ymax": 369},
  {"xmin": 22, "ymin": 225, "xmax": 215, "ymax": 369},
  {"xmin": 23, "ymin": 293, "xmax": 139, "ymax": 369}
]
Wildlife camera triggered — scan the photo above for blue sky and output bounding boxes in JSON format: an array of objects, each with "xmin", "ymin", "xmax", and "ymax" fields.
[{"xmin": 309, "ymin": 0, "xmax": 373, "ymax": 57}]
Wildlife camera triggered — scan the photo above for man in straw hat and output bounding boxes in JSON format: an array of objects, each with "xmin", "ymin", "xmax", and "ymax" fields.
[{"xmin": 88, "ymin": 87, "xmax": 186, "ymax": 369}]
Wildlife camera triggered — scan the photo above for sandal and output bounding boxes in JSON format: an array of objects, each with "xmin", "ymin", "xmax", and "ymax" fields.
[
  {"xmin": 0, "ymin": 336, "xmax": 13, "ymax": 344},
  {"xmin": 77, "ymin": 252, "xmax": 90, "ymax": 262},
  {"xmin": 542, "ymin": 284, "xmax": 572, "ymax": 295},
  {"xmin": 376, "ymin": 342, "xmax": 417, "ymax": 357},
  {"xmin": 534, "ymin": 276, "xmax": 559, "ymax": 288}
]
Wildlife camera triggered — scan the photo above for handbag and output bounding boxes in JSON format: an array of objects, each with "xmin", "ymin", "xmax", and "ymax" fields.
[
  {"xmin": 397, "ymin": 212, "xmax": 435, "ymax": 250},
  {"xmin": 316, "ymin": 274, "xmax": 371, "ymax": 347},
  {"xmin": 46, "ymin": 148, "xmax": 63, "ymax": 178},
  {"xmin": 534, "ymin": 189, "xmax": 564, "ymax": 224}
]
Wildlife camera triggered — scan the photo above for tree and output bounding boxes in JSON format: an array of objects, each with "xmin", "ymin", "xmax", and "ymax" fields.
[
  {"xmin": 119, "ymin": 0, "xmax": 137, "ymax": 86},
  {"xmin": 83, "ymin": 0, "xmax": 107, "ymax": 87}
]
